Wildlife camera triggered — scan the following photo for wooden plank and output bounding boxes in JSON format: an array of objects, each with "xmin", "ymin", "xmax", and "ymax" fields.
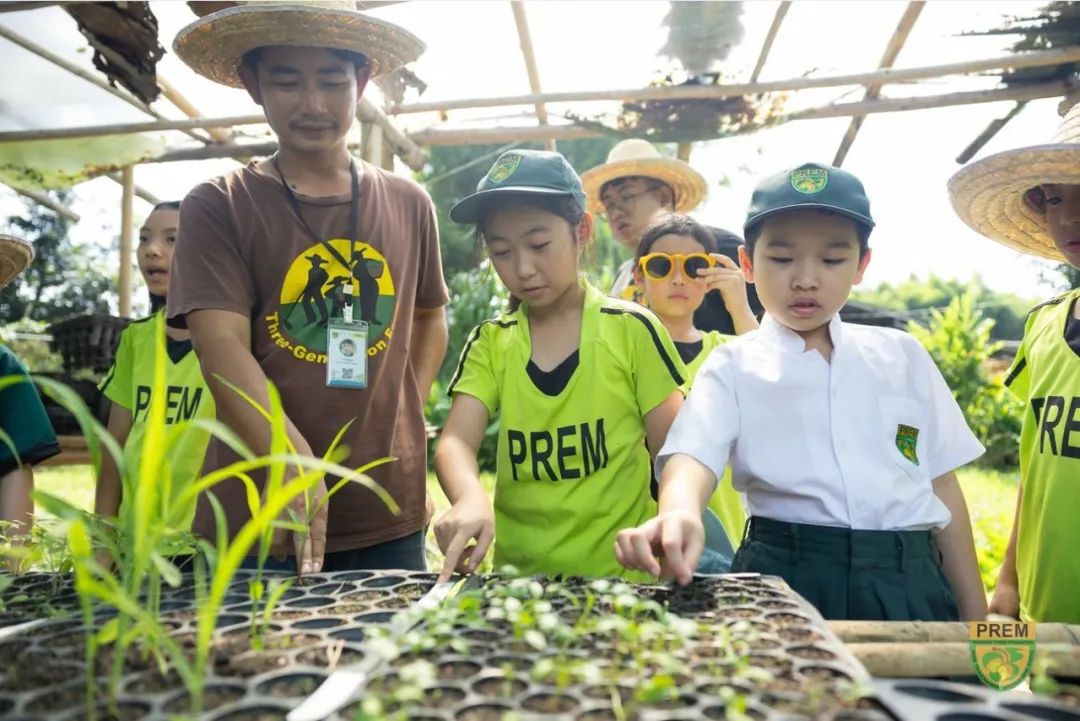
[
  {"xmin": 393, "ymin": 46, "xmax": 1080, "ymax": 116},
  {"xmin": 118, "ymin": 166, "xmax": 134, "ymax": 319},
  {"xmin": 750, "ymin": 1, "xmax": 791, "ymax": 82},
  {"xmin": 830, "ymin": 620, "xmax": 1080, "ymax": 645},
  {"xmin": 850, "ymin": 642, "xmax": 1080, "ymax": 678},
  {"xmin": 833, "ymin": 1, "xmax": 925, "ymax": 166},
  {"xmin": 510, "ymin": 0, "xmax": 554, "ymax": 151}
]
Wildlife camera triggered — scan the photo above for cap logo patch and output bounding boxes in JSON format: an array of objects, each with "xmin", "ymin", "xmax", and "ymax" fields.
[
  {"xmin": 488, "ymin": 154, "xmax": 522, "ymax": 184},
  {"xmin": 791, "ymin": 167, "xmax": 829, "ymax": 195}
]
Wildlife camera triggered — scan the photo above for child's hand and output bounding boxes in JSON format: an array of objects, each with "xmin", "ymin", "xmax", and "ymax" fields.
[
  {"xmin": 614, "ymin": 510, "xmax": 704, "ymax": 585},
  {"xmin": 700, "ymin": 254, "xmax": 749, "ymax": 307},
  {"xmin": 988, "ymin": 582, "xmax": 1020, "ymax": 619},
  {"xmin": 434, "ymin": 491, "xmax": 494, "ymax": 582}
]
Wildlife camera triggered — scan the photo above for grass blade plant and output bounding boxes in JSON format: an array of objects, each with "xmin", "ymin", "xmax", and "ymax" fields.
[{"xmin": 19, "ymin": 318, "xmax": 398, "ymax": 718}]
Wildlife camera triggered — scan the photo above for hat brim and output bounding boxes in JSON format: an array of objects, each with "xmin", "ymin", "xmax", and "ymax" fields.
[
  {"xmin": 580, "ymin": 157, "xmax": 707, "ymax": 215},
  {"xmin": 0, "ymin": 234, "xmax": 34, "ymax": 290},
  {"xmin": 744, "ymin": 203, "xmax": 875, "ymax": 236},
  {"xmin": 173, "ymin": 5, "xmax": 425, "ymax": 87},
  {"xmin": 449, "ymin": 186, "xmax": 579, "ymax": 224},
  {"xmin": 948, "ymin": 143, "xmax": 1080, "ymax": 263}
]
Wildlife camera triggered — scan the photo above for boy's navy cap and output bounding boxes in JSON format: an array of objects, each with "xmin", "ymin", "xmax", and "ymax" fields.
[
  {"xmin": 744, "ymin": 162, "xmax": 875, "ymax": 236},
  {"xmin": 449, "ymin": 149, "xmax": 588, "ymax": 224}
]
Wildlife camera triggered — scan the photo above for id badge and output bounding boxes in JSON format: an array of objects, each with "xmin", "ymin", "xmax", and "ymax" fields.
[{"xmin": 326, "ymin": 319, "xmax": 368, "ymax": 389}]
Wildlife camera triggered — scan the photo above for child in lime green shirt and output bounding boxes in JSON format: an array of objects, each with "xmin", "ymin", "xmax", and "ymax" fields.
[
  {"xmin": 96, "ymin": 202, "xmax": 214, "ymax": 538},
  {"xmin": 632, "ymin": 213, "xmax": 756, "ymax": 565},
  {"xmin": 432, "ymin": 150, "xmax": 686, "ymax": 581}
]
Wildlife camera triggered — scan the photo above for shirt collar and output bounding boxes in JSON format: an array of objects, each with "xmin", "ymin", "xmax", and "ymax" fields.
[{"xmin": 759, "ymin": 312, "xmax": 844, "ymax": 354}]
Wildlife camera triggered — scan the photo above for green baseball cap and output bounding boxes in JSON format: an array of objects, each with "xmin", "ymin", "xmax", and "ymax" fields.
[
  {"xmin": 744, "ymin": 162, "xmax": 875, "ymax": 236},
  {"xmin": 449, "ymin": 149, "xmax": 588, "ymax": 224}
]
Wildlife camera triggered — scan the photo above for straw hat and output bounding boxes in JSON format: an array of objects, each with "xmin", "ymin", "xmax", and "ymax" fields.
[
  {"xmin": 0, "ymin": 234, "xmax": 34, "ymax": 290},
  {"xmin": 948, "ymin": 102, "xmax": 1080, "ymax": 262},
  {"xmin": 173, "ymin": 1, "xmax": 425, "ymax": 87},
  {"xmin": 580, "ymin": 139, "xmax": 707, "ymax": 215}
]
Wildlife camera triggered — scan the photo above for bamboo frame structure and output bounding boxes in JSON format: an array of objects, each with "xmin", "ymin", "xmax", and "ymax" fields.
[
  {"xmin": 118, "ymin": 166, "xmax": 134, "ymax": 319},
  {"xmin": 833, "ymin": 1, "xmax": 925, "ymax": 166},
  {"xmin": 749, "ymin": 1, "xmax": 791, "ymax": 83},
  {"xmin": 391, "ymin": 46, "xmax": 1080, "ymax": 115},
  {"xmin": 510, "ymin": 0, "xmax": 554, "ymax": 151}
]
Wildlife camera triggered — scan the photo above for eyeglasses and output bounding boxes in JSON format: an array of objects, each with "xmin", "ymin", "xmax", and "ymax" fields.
[
  {"xmin": 638, "ymin": 252, "xmax": 715, "ymax": 281},
  {"xmin": 601, "ymin": 188, "xmax": 659, "ymax": 217}
]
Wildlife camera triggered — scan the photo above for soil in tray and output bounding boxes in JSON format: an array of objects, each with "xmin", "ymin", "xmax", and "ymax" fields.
[
  {"xmin": 455, "ymin": 703, "xmax": 514, "ymax": 721},
  {"xmin": 472, "ymin": 677, "xmax": 527, "ymax": 699},
  {"xmin": 520, "ymin": 692, "xmax": 580, "ymax": 713},
  {"xmin": 212, "ymin": 706, "xmax": 289, "ymax": 721},
  {"xmin": 24, "ymin": 682, "xmax": 86, "ymax": 713},
  {"xmin": 295, "ymin": 644, "xmax": 366, "ymax": 668},
  {"xmin": 124, "ymin": 668, "xmax": 184, "ymax": 694},
  {"xmin": 67, "ymin": 700, "xmax": 153, "ymax": 721},
  {"xmin": 256, "ymin": 672, "xmax": 326, "ymax": 698},
  {"xmin": 438, "ymin": 660, "xmax": 482, "ymax": 681},
  {"xmin": 416, "ymin": 685, "xmax": 468, "ymax": 708},
  {"xmin": 3, "ymin": 660, "xmax": 84, "ymax": 692},
  {"xmin": 163, "ymin": 684, "xmax": 247, "ymax": 713}
]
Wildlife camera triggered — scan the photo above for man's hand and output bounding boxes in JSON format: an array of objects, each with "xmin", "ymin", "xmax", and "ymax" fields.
[
  {"xmin": 988, "ymin": 582, "xmax": 1021, "ymax": 619},
  {"xmin": 271, "ymin": 473, "xmax": 329, "ymax": 575},
  {"xmin": 614, "ymin": 510, "xmax": 704, "ymax": 585},
  {"xmin": 434, "ymin": 490, "xmax": 494, "ymax": 582}
]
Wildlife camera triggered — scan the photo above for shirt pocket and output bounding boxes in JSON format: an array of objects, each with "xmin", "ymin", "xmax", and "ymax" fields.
[{"xmin": 876, "ymin": 394, "xmax": 930, "ymax": 480}]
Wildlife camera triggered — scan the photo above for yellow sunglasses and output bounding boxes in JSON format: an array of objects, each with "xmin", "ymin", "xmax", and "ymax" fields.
[{"xmin": 638, "ymin": 252, "xmax": 715, "ymax": 281}]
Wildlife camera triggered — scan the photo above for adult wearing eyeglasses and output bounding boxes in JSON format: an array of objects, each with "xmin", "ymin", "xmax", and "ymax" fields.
[{"xmin": 581, "ymin": 140, "xmax": 762, "ymax": 336}]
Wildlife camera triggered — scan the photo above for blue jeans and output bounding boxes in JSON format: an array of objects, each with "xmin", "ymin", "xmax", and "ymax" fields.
[{"xmin": 239, "ymin": 529, "xmax": 427, "ymax": 573}]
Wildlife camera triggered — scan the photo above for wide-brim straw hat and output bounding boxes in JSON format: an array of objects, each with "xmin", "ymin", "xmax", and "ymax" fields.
[
  {"xmin": 173, "ymin": 1, "xmax": 425, "ymax": 87},
  {"xmin": 580, "ymin": 139, "xmax": 707, "ymax": 215},
  {"xmin": 0, "ymin": 234, "xmax": 34, "ymax": 290},
  {"xmin": 948, "ymin": 102, "xmax": 1080, "ymax": 262}
]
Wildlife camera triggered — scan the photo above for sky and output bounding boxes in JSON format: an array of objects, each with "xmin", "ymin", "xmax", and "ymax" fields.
[{"xmin": 0, "ymin": 0, "xmax": 1072, "ymax": 311}]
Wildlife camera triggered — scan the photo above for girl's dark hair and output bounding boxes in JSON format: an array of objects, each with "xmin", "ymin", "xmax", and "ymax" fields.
[
  {"xmin": 635, "ymin": 213, "xmax": 717, "ymax": 262},
  {"xmin": 474, "ymin": 193, "xmax": 586, "ymax": 312},
  {"xmin": 152, "ymin": 200, "xmax": 181, "ymax": 212}
]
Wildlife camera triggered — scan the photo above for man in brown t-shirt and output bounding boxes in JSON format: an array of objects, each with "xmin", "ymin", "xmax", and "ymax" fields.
[{"xmin": 168, "ymin": 3, "xmax": 447, "ymax": 574}]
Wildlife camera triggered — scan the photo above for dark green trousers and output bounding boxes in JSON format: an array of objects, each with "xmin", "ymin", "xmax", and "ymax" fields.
[{"xmin": 731, "ymin": 517, "xmax": 959, "ymax": 621}]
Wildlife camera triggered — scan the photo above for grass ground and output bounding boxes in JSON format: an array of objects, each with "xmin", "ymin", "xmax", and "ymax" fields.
[{"xmin": 32, "ymin": 464, "xmax": 1016, "ymax": 592}]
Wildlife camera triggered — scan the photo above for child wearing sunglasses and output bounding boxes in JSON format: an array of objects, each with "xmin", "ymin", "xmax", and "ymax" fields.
[
  {"xmin": 432, "ymin": 150, "xmax": 686, "ymax": 582},
  {"xmin": 616, "ymin": 163, "xmax": 987, "ymax": 622},
  {"xmin": 633, "ymin": 214, "xmax": 752, "ymax": 554}
]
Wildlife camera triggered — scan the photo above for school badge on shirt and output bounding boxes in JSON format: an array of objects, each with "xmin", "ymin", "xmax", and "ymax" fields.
[
  {"xmin": 969, "ymin": 621, "xmax": 1036, "ymax": 691},
  {"xmin": 895, "ymin": 424, "xmax": 920, "ymax": 466}
]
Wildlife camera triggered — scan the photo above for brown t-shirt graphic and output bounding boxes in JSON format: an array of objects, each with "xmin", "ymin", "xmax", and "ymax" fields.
[{"xmin": 167, "ymin": 160, "xmax": 448, "ymax": 552}]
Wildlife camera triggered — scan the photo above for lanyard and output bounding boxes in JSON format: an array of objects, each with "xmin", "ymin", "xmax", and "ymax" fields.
[{"xmin": 273, "ymin": 156, "xmax": 360, "ymax": 273}]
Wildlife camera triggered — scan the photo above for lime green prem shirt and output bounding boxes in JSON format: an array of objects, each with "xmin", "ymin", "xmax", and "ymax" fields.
[
  {"xmin": 449, "ymin": 283, "xmax": 686, "ymax": 578},
  {"xmin": 1004, "ymin": 289, "xmax": 1080, "ymax": 623},
  {"xmin": 99, "ymin": 311, "xmax": 214, "ymax": 531},
  {"xmin": 682, "ymin": 331, "xmax": 747, "ymax": 544}
]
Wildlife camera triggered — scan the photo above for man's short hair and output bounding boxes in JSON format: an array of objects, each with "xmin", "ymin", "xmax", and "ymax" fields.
[{"xmin": 242, "ymin": 47, "xmax": 370, "ymax": 74}]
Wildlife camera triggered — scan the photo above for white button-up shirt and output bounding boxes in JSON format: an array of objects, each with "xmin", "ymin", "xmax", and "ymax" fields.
[{"xmin": 658, "ymin": 313, "xmax": 984, "ymax": 530}]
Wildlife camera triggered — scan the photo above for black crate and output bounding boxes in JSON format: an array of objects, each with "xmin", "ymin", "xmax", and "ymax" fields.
[{"xmin": 46, "ymin": 314, "xmax": 131, "ymax": 375}]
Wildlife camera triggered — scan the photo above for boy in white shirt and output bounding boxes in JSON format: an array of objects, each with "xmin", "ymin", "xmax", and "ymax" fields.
[{"xmin": 615, "ymin": 162, "xmax": 988, "ymax": 621}]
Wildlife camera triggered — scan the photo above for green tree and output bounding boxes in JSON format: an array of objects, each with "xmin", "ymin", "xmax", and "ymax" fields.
[
  {"xmin": 852, "ymin": 274, "xmax": 1037, "ymax": 341},
  {"xmin": 419, "ymin": 138, "xmax": 623, "ymax": 279},
  {"xmin": 2, "ymin": 194, "xmax": 113, "ymax": 325}
]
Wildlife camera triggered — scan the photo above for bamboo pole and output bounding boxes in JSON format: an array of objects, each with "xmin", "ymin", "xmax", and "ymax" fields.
[
  {"xmin": 955, "ymin": 101, "xmax": 1028, "ymax": 164},
  {"xmin": 157, "ymin": 75, "xmax": 234, "ymax": 144},
  {"xmin": 118, "ymin": 166, "xmax": 134, "ymax": 319},
  {"xmin": 392, "ymin": 46, "xmax": 1080, "ymax": 116},
  {"xmin": 105, "ymin": 172, "xmax": 161, "ymax": 206},
  {"xmin": 0, "ymin": 114, "xmax": 267, "ymax": 143},
  {"xmin": 833, "ymin": 1, "xmax": 925, "ymax": 166},
  {"xmin": 850, "ymin": 642, "xmax": 1080, "ymax": 678},
  {"xmin": 356, "ymin": 98, "xmax": 428, "ymax": 171},
  {"xmin": 510, "ymin": 0, "xmax": 554, "ymax": 151},
  {"xmin": 750, "ymin": 1, "xmax": 791, "ymax": 82},
  {"xmin": 10, "ymin": 187, "xmax": 80, "ymax": 223},
  {"xmin": 149, "ymin": 140, "xmax": 363, "ymax": 164},
  {"xmin": 829, "ymin": 621, "xmax": 1080, "ymax": 645},
  {"xmin": 403, "ymin": 79, "xmax": 1078, "ymax": 147},
  {"xmin": 0, "ymin": 25, "xmax": 210, "ymax": 145}
]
